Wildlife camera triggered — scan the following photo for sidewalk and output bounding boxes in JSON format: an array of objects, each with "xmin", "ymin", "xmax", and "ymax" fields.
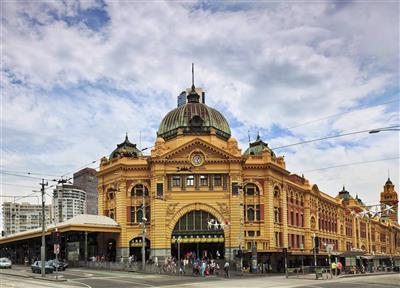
[{"xmin": 0, "ymin": 266, "xmax": 67, "ymax": 282}]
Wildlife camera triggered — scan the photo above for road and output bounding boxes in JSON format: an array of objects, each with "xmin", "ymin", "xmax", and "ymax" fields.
[{"xmin": 0, "ymin": 267, "xmax": 398, "ymax": 288}]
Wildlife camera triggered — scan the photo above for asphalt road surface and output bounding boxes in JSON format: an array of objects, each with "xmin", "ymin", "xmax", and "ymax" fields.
[{"xmin": 0, "ymin": 267, "xmax": 398, "ymax": 288}]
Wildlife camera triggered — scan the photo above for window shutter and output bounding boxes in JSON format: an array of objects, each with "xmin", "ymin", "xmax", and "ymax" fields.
[
  {"xmin": 260, "ymin": 204, "xmax": 264, "ymax": 221},
  {"xmin": 127, "ymin": 206, "xmax": 131, "ymax": 224}
]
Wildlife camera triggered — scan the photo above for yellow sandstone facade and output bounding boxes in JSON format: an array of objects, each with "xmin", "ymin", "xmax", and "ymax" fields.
[{"xmin": 97, "ymin": 82, "xmax": 400, "ymax": 268}]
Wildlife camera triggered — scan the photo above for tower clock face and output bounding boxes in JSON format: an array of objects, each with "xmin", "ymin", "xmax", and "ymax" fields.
[{"xmin": 191, "ymin": 153, "xmax": 204, "ymax": 166}]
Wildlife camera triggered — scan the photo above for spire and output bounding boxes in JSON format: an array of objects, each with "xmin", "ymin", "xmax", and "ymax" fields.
[
  {"xmin": 187, "ymin": 63, "xmax": 200, "ymax": 103},
  {"xmin": 125, "ymin": 132, "xmax": 128, "ymax": 141},
  {"xmin": 191, "ymin": 62, "xmax": 195, "ymax": 91},
  {"xmin": 256, "ymin": 131, "xmax": 261, "ymax": 141}
]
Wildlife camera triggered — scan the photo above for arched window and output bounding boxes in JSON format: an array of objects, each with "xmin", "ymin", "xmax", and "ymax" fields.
[
  {"xmin": 274, "ymin": 187, "xmax": 280, "ymax": 198},
  {"xmin": 245, "ymin": 183, "xmax": 259, "ymax": 196},
  {"xmin": 109, "ymin": 210, "xmax": 115, "ymax": 220},
  {"xmin": 311, "ymin": 216, "xmax": 316, "ymax": 229},
  {"xmin": 131, "ymin": 184, "xmax": 149, "ymax": 197},
  {"xmin": 107, "ymin": 188, "xmax": 115, "ymax": 200},
  {"xmin": 247, "ymin": 207, "xmax": 255, "ymax": 221}
]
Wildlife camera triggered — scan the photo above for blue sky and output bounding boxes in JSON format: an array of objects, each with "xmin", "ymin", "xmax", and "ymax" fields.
[{"xmin": 1, "ymin": 0, "xmax": 399, "ymax": 226}]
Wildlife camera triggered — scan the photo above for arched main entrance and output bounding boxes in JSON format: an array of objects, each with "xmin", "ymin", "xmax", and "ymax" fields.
[
  {"xmin": 129, "ymin": 237, "xmax": 150, "ymax": 261},
  {"xmin": 171, "ymin": 210, "xmax": 224, "ymax": 260}
]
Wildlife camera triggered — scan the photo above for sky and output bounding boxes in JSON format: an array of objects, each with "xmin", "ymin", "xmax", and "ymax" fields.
[{"xmin": 1, "ymin": 0, "xmax": 399, "ymax": 228}]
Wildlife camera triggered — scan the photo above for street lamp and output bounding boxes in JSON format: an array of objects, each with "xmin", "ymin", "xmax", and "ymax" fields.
[{"xmin": 369, "ymin": 127, "xmax": 400, "ymax": 134}]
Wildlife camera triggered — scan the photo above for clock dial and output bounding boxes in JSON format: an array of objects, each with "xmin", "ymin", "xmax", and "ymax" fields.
[{"xmin": 191, "ymin": 154, "xmax": 203, "ymax": 166}]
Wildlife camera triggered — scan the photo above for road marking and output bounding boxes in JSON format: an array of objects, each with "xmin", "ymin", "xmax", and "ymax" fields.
[
  {"xmin": 68, "ymin": 280, "xmax": 93, "ymax": 288},
  {"xmin": 70, "ymin": 275, "xmax": 156, "ymax": 287}
]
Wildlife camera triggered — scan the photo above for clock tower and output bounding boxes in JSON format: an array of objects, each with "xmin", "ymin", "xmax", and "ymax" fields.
[{"xmin": 380, "ymin": 178, "xmax": 398, "ymax": 223}]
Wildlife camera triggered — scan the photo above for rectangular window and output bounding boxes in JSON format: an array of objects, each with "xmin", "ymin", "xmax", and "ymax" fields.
[
  {"xmin": 172, "ymin": 176, "xmax": 180, "ymax": 187},
  {"xmin": 255, "ymin": 205, "xmax": 260, "ymax": 221},
  {"xmin": 200, "ymin": 175, "xmax": 208, "ymax": 186},
  {"xmin": 232, "ymin": 182, "xmax": 239, "ymax": 196},
  {"xmin": 214, "ymin": 175, "xmax": 222, "ymax": 186},
  {"xmin": 291, "ymin": 211, "xmax": 294, "ymax": 226},
  {"xmin": 248, "ymin": 231, "xmax": 255, "ymax": 237},
  {"xmin": 186, "ymin": 175, "xmax": 194, "ymax": 186},
  {"xmin": 156, "ymin": 183, "xmax": 163, "ymax": 198}
]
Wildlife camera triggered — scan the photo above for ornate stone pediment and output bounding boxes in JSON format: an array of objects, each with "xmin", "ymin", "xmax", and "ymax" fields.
[{"xmin": 155, "ymin": 138, "xmax": 241, "ymax": 163}]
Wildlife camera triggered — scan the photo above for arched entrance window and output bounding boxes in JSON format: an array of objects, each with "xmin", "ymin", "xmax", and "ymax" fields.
[
  {"xmin": 129, "ymin": 237, "xmax": 150, "ymax": 261},
  {"xmin": 106, "ymin": 239, "xmax": 116, "ymax": 262},
  {"xmin": 131, "ymin": 184, "xmax": 148, "ymax": 197},
  {"xmin": 171, "ymin": 210, "xmax": 224, "ymax": 260}
]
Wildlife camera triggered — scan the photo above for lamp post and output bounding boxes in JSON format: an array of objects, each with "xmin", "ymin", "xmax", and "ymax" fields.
[
  {"xmin": 300, "ymin": 243, "xmax": 304, "ymax": 276},
  {"xmin": 141, "ymin": 189, "xmax": 146, "ymax": 271},
  {"xmin": 369, "ymin": 127, "xmax": 400, "ymax": 134}
]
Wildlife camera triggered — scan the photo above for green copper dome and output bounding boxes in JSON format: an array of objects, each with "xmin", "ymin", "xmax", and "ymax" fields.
[
  {"xmin": 109, "ymin": 134, "xmax": 142, "ymax": 159},
  {"xmin": 244, "ymin": 134, "xmax": 275, "ymax": 157},
  {"xmin": 157, "ymin": 87, "xmax": 231, "ymax": 141}
]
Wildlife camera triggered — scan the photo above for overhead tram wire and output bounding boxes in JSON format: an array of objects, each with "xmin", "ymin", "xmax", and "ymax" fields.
[
  {"xmin": 60, "ymin": 160, "xmax": 97, "ymax": 178},
  {"xmin": 298, "ymin": 156, "xmax": 400, "ymax": 174},
  {"xmin": 0, "ymin": 171, "xmax": 56, "ymax": 182},
  {"xmin": 270, "ymin": 125, "xmax": 400, "ymax": 151},
  {"xmin": 0, "ymin": 169, "xmax": 61, "ymax": 177},
  {"xmin": 285, "ymin": 98, "xmax": 400, "ymax": 130}
]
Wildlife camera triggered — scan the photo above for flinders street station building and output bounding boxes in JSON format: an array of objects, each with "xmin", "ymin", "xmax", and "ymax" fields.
[
  {"xmin": 1, "ymin": 80, "xmax": 399, "ymax": 272},
  {"xmin": 96, "ymin": 80, "xmax": 400, "ymax": 270}
]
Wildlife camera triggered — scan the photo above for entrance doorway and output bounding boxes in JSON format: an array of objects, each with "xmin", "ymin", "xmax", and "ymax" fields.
[
  {"xmin": 171, "ymin": 210, "xmax": 225, "ymax": 260},
  {"xmin": 129, "ymin": 237, "xmax": 150, "ymax": 261}
]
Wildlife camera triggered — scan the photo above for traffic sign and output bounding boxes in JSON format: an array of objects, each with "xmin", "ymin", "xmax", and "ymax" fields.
[{"xmin": 54, "ymin": 243, "xmax": 60, "ymax": 254}]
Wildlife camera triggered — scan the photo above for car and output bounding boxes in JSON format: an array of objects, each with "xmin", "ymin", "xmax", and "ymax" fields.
[
  {"xmin": 47, "ymin": 259, "xmax": 66, "ymax": 271},
  {"xmin": 0, "ymin": 258, "xmax": 12, "ymax": 269},
  {"xmin": 31, "ymin": 261, "xmax": 53, "ymax": 274}
]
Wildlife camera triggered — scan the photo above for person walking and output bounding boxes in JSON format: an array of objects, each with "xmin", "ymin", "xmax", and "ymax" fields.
[
  {"xmin": 331, "ymin": 261, "xmax": 337, "ymax": 277},
  {"xmin": 337, "ymin": 261, "xmax": 342, "ymax": 275},
  {"xmin": 224, "ymin": 260, "xmax": 230, "ymax": 278}
]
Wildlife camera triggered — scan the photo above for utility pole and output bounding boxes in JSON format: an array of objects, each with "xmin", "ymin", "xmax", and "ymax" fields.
[
  {"xmin": 142, "ymin": 190, "xmax": 146, "ymax": 271},
  {"xmin": 40, "ymin": 179, "xmax": 48, "ymax": 277},
  {"xmin": 313, "ymin": 233, "xmax": 317, "ymax": 267}
]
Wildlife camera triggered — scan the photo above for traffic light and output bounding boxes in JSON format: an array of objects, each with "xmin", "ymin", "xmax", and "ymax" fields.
[
  {"xmin": 53, "ymin": 231, "xmax": 61, "ymax": 244},
  {"xmin": 314, "ymin": 236, "xmax": 319, "ymax": 253}
]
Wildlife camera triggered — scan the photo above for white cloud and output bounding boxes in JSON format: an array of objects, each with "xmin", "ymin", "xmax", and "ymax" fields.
[{"xmin": 1, "ymin": 1, "xmax": 399, "ymax": 221}]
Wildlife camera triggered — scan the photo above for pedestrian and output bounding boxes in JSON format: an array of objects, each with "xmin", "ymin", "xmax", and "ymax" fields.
[
  {"xmin": 331, "ymin": 261, "xmax": 337, "ymax": 277},
  {"xmin": 216, "ymin": 250, "xmax": 220, "ymax": 259},
  {"xmin": 337, "ymin": 261, "xmax": 342, "ymax": 275},
  {"xmin": 224, "ymin": 260, "xmax": 230, "ymax": 278}
]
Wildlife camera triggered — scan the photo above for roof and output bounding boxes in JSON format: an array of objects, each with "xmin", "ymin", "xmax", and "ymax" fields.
[
  {"xmin": 63, "ymin": 214, "xmax": 119, "ymax": 226},
  {"xmin": 157, "ymin": 88, "xmax": 231, "ymax": 141},
  {"xmin": 337, "ymin": 186, "xmax": 353, "ymax": 201},
  {"xmin": 243, "ymin": 134, "xmax": 275, "ymax": 157},
  {"xmin": 0, "ymin": 214, "xmax": 120, "ymax": 245},
  {"xmin": 109, "ymin": 134, "xmax": 142, "ymax": 160}
]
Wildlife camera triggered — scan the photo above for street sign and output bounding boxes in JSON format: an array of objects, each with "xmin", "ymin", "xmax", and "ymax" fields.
[
  {"xmin": 326, "ymin": 244, "xmax": 334, "ymax": 254},
  {"xmin": 54, "ymin": 243, "xmax": 60, "ymax": 255}
]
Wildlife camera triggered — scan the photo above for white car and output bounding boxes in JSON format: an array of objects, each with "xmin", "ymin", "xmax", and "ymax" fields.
[{"xmin": 0, "ymin": 258, "xmax": 12, "ymax": 269}]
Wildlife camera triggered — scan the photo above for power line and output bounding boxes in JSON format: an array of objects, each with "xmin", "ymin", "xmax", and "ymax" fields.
[
  {"xmin": 0, "ymin": 169, "xmax": 61, "ymax": 177},
  {"xmin": 299, "ymin": 156, "xmax": 400, "ymax": 173},
  {"xmin": 60, "ymin": 160, "xmax": 97, "ymax": 178},
  {"xmin": 1, "ymin": 182, "xmax": 38, "ymax": 188},
  {"xmin": 270, "ymin": 125, "xmax": 400, "ymax": 150},
  {"xmin": 285, "ymin": 98, "xmax": 400, "ymax": 130},
  {"xmin": 0, "ymin": 171, "xmax": 55, "ymax": 181}
]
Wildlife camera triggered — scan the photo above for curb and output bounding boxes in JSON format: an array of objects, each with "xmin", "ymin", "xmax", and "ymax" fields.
[
  {"xmin": 0, "ymin": 271, "xmax": 31, "ymax": 279},
  {"xmin": 0, "ymin": 270, "xmax": 67, "ymax": 282},
  {"xmin": 339, "ymin": 272, "xmax": 398, "ymax": 279}
]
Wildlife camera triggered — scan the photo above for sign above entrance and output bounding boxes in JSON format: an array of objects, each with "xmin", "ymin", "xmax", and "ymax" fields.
[{"xmin": 171, "ymin": 235, "xmax": 224, "ymax": 244}]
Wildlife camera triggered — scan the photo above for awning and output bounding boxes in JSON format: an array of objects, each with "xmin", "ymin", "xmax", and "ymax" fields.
[{"xmin": 339, "ymin": 251, "xmax": 366, "ymax": 257}]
